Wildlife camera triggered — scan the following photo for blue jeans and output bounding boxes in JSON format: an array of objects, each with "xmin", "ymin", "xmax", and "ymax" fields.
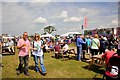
[
  {"xmin": 34, "ymin": 55, "xmax": 46, "ymax": 74},
  {"xmin": 77, "ymin": 47, "xmax": 82, "ymax": 61}
]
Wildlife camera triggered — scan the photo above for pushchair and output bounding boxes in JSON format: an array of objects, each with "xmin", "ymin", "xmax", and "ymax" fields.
[{"xmin": 103, "ymin": 53, "xmax": 120, "ymax": 80}]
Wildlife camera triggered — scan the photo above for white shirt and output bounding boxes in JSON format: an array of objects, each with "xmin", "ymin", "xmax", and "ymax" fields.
[
  {"xmin": 45, "ymin": 44, "xmax": 49, "ymax": 49},
  {"xmin": 61, "ymin": 39, "xmax": 64, "ymax": 43},
  {"xmin": 8, "ymin": 40, "xmax": 14, "ymax": 46},
  {"xmin": 63, "ymin": 44, "xmax": 69, "ymax": 51},
  {"xmin": 32, "ymin": 40, "xmax": 43, "ymax": 56},
  {"xmin": 91, "ymin": 38, "xmax": 100, "ymax": 49}
]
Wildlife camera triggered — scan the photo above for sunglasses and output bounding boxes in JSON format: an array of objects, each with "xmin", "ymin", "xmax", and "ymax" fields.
[
  {"xmin": 24, "ymin": 35, "xmax": 28, "ymax": 36},
  {"xmin": 35, "ymin": 36, "xmax": 39, "ymax": 37}
]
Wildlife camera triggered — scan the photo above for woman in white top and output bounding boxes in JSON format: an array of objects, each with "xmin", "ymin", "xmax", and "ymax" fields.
[
  {"xmin": 91, "ymin": 34, "xmax": 100, "ymax": 57},
  {"xmin": 62, "ymin": 42, "xmax": 69, "ymax": 54},
  {"xmin": 32, "ymin": 34, "xmax": 47, "ymax": 75}
]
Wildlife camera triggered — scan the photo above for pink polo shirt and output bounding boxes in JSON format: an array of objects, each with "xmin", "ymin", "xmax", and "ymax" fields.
[{"xmin": 17, "ymin": 39, "xmax": 30, "ymax": 56}]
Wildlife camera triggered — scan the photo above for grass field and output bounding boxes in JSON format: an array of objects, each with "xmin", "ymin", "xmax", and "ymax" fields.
[{"xmin": 2, "ymin": 43, "xmax": 104, "ymax": 79}]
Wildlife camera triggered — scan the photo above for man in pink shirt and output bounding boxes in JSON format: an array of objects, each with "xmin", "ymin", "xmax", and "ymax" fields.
[
  {"xmin": 102, "ymin": 48, "xmax": 116, "ymax": 66},
  {"xmin": 16, "ymin": 32, "xmax": 30, "ymax": 76}
]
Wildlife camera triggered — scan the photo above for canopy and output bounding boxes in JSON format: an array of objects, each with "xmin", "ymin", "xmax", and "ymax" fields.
[
  {"xmin": 40, "ymin": 34, "xmax": 54, "ymax": 38},
  {"xmin": 2, "ymin": 36, "xmax": 14, "ymax": 39},
  {"xmin": 60, "ymin": 33, "xmax": 69, "ymax": 37},
  {"xmin": 60, "ymin": 32, "xmax": 81, "ymax": 37},
  {"xmin": 67, "ymin": 32, "xmax": 81, "ymax": 35}
]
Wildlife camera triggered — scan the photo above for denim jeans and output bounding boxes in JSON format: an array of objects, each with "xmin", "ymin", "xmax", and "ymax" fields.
[
  {"xmin": 17, "ymin": 55, "xmax": 29, "ymax": 73},
  {"xmin": 77, "ymin": 47, "xmax": 82, "ymax": 61},
  {"xmin": 34, "ymin": 55, "xmax": 46, "ymax": 74}
]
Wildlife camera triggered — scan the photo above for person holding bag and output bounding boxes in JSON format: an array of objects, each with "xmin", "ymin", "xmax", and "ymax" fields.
[
  {"xmin": 32, "ymin": 34, "xmax": 47, "ymax": 76},
  {"xmin": 90, "ymin": 34, "xmax": 100, "ymax": 57}
]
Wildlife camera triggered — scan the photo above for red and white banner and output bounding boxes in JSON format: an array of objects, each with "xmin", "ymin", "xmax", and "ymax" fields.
[{"xmin": 84, "ymin": 17, "xmax": 87, "ymax": 28}]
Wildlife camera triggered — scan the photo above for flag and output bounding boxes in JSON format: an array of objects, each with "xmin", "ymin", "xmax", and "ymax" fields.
[{"xmin": 84, "ymin": 17, "xmax": 87, "ymax": 28}]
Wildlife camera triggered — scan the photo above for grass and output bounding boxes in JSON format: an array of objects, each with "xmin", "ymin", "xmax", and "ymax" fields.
[{"xmin": 2, "ymin": 43, "xmax": 104, "ymax": 78}]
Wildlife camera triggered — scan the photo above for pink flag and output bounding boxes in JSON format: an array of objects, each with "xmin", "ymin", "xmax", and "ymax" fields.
[{"xmin": 84, "ymin": 17, "xmax": 87, "ymax": 28}]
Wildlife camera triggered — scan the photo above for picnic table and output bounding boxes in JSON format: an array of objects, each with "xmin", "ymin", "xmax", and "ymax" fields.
[
  {"xmin": 46, "ymin": 48, "xmax": 54, "ymax": 53},
  {"xmin": 55, "ymin": 48, "xmax": 76, "ymax": 60},
  {"xmin": 88, "ymin": 54, "xmax": 105, "ymax": 69}
]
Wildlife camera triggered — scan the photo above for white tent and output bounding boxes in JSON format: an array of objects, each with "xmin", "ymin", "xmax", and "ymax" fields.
[
  {"xmin": 60, "ymin": 33, "xmax": 69, "ymax": 37},
  {"xmin": 40, "ymin": 34, "xmax": 54, "ymax": 38},
  {"xmin": 67, "ymin": 32, "xmax": 81, "ymax": 35},
  {"xmin": 60, "ymin": 32, "xmax": 81, "ymax": 37},
  {"xmin": 2, "ymin": 36, "xmax": 14, "ymax": 39}
]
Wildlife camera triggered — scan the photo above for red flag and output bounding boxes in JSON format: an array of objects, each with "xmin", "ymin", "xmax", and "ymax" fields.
[{"xmin": 84, "ymin": 17, "xmax": 87, "ymax": 28}]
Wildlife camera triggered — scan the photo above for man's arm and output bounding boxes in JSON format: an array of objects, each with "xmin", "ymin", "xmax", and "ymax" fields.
[
  {"xmin": 81, "ymin": 39, "xmax": 86, "ymax": 44},
  {"xmin": 27, "ymin": 41, "xmax": 31, "ymax": 57},
  {"xmin": 28, "ymin": 44, "xmax": 31, "ymax": 57},
  {"xmin": 17, "ymin": 44, "xmax": 26, "ymax": 49},
  {"xmin": 17, "ymin": 40, "xmax": 26, "ymax": 49},
  {"xmin": 76, "ymin": 38, "xmax": 80, "ymax": 47}
]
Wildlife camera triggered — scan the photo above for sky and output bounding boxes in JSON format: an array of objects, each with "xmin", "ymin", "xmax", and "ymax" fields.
[{"xmin": 1, "ymin": 0, "xmax": 119, "ymax": 36}]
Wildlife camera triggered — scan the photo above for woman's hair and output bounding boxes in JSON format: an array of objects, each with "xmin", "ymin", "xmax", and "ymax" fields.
[
  {"xmin": 94, "ymin": 34, "xmax": 99, "ymax": 38},
  {"xmin": 34, "ymin": 34, "xmax": 40, "ymax": 41}
]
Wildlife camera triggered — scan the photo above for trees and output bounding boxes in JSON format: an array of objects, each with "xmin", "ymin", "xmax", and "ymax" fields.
[{"xmin": 44, "ymin": 25, "xmax": 56, "ymax": 34}]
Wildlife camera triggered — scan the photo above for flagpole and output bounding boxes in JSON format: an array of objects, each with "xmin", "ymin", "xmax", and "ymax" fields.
[{"xmin": 82, "ymin": 25, "xmax": 84, "ymax": 35}]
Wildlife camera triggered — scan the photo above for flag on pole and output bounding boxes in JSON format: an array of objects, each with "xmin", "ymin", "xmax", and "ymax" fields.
[{"xmin": 84, "ymin": 17, "xmax": 87, "ymax": 28}]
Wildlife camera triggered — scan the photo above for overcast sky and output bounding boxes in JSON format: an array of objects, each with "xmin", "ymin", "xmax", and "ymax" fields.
[{"xmin": 1, "ymin": 0, "xmax": 119, "ymax": 36}]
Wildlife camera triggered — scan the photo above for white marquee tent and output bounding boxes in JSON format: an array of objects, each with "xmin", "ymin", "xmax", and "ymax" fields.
[
  {"xmin": 60, "ymin": 32, "xmax": 81, "ymax": 37},
  {"xmin": 40, "ymin": 34, "xmax": 54, "ymax": 38}
]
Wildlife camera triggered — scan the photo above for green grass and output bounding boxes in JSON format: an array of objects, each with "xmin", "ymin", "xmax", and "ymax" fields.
[{"xmin": 2, "ymin": 43, "xmax": 104, "ymax": 78}]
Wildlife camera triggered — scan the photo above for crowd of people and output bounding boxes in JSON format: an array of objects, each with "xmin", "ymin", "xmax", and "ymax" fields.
[
  {"xmin": 76, "ymin": 34, "xmax": 120, "ymax": 61},
  {"xmin": 0, "ymin": 32, "xmax": 120, "ymax": 76}
]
